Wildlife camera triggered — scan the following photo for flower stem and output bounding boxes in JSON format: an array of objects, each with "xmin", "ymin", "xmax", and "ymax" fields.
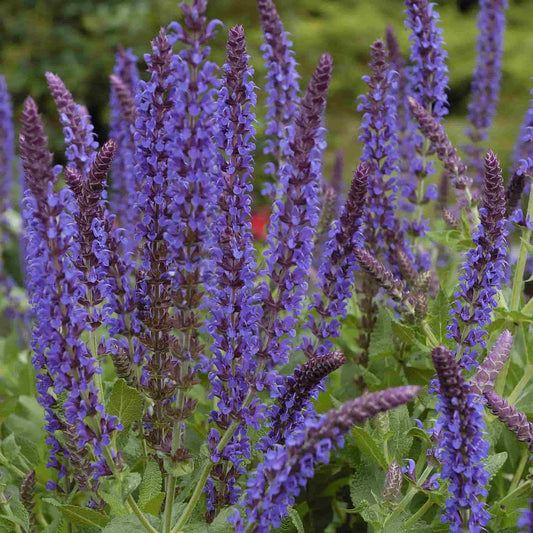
[
  {"xmin": 163, "ymin": 474, "xmax": 177, "ymax": 533},
  {"xmin": 510, "ymin": 448, "xmax": 529, "ymax": 492},
  {"xmin": 403, "ymin": 498, "xmax": 432, "ymax": 528},
  {"xmin": 126, "ymin": 495, "xmax": 159, "ymax": 533}
]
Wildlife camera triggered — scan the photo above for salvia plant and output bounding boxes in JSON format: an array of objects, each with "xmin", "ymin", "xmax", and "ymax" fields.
[{"xmin": 0, "ymin": 0, "xmax": 533, "ymax": 531}]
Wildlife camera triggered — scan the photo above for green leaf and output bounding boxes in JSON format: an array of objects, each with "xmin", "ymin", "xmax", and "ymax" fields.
[
  {"xmin": 350, "ymin": 426, "xmax": 387, "ymax": 470},
  {"xmin": 10, "ymin": 498, "xmax": 30, "ymax": 532},
  {"xmin": 1, "ymin": 434, "xmax": 21, "ymax": 463},
  {"xmin": 368, "ymin": 309, "xmax": 394, "ymax": 358},
  {"xmin": 99, "ymin": 490, "xmax": 129, "ymax": 518},
  {"xmin": 138, "ymin": 460, "xmax": 163, "ymax": 510},
  {"xmin": 429, "ymin": 290, "xmax": 451, "ymax": 345},
  {"xmin": 405, "ymin": 427, "xmax": 431, "ymax": 444},
  {"xmin": 354, "ymin": 365, "xmax": 381, "ymax": 388},
  {"xmin": 485, "ymin": 452, "xmax": 508, "ymax": 479},
  {"xmin": 142, "ymin": 493, "xmax": 165, "ymax": 517},
  {"xmin": 163, "ymin": 456, "xmax": 194, "ymax": 478},
  {"xmin": 108, "ymin": 379, "xmax": 144, "ymax": 429},
  {"xmin": 288, "ymin": 508, "xmax": 305, "ymax": 533},
  {"xmin": 59, "ymin": 505, "xmax": 110, "ymax": 529},
  {"xmin": 121, "ymin": 472, "xmax": 142, "ymax": 499},
  {"xmin": 387, "ymin": 405, "xmax": 413, "ymax": 460},
  {"xmin": 495, "ymin": 308, "xmax": 533, "ymax": 324},
  {"xmin": 391, "ymin": 320, "xmax": 416, "ymax": 345}
]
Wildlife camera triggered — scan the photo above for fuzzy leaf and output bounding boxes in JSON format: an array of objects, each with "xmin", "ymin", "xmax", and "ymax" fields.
[
  {"xmin": 109, "ymin": 379, "xmax": 144, "ymax": 429},
  {"xmin": 485, "ymin": 452, "xmax": 508, "ymax": 479},
  {"xmin": 350, "ymin": 426, "xmax": 387, "ymax": 470},
  {"xmin": 288, "ymin": 508, "xmax": 304, "ymax": 533},
  {"xmin": 368, "ymin": 309, "xmax": 394, "ymax": 358},
  {"xmin": 139, "ymin": 460, "xmax": 163, "ymax": 509},
  {"xmin": 59, "ymin": 505, "xmax": 110, "ymax": 529},
  {"xmin": 387, "ymin": 405, "xmax": 413, "ymax": 460},
  {"xmin": 429, "ymin": 290, "xmax": 451, "ymax": 345},
  {"xmin": 142, "ymin": 493, "xmax": 165, "ymax": 517},
  {"xmin": 101, "ymin": 514, "xmax": 160, "ymax": 532}
]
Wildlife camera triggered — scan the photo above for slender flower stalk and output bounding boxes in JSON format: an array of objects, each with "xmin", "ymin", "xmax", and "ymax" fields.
[
  {"xmin": 470, "ymin": 330, "xmax": 512, "ymax": 395},
  {"xmin": 259, "ymin": 53, "xmax": 333, "ymax": 369},
  {"xmin": 484, "ymin": 390, "xmax": 533, "ymax": 452},
  {"xmin": 447, "ymin": 151, "xmax": 508, "ymax": 369},
  {"xmin": 205, "ymin": 24, "xmax": 260, "ymax": 518},
  {"xmin": 432, "ymin": 345, "xmax": 490, "ymax": 531},
  {"xmin": 403, "ymin": 0, "xmax": 449, "ymax": 240},
  {"xmin": 465, "ymin": 0, "xmax": 508, "ymax": 181},
  {"xmin": 109, "ymin": 46, "xmax": 139, "ymax": 229},
  {"xmin": 303, "ymin": 164, "xmax": 368, "ymax": 357},
  {"xmin": 45, "ymin": 72, "xmax": 98, "ymax": 176},
  {"xmin": 234, "ymin": 386, "xmax": 420, "ymax": 532},
  {"xmin": 256, "ymin": 0, "xmax": 300, "ymax": 187},
  {"xmin": 267, "ymin": 351, "xmax": 346, "ymax": 446}
]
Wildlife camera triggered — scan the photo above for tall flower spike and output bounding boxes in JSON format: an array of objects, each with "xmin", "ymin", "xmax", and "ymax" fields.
[
  {"xmin": 465, "ymin": 0, "xmax": 508, "ymax": 180},
  {"xmin": 408, "ymin": 96, "xmax": 469, "ymax": 190},
  {"xmin": 470, "ymin": 329, "xmax": 512, "ymax": 395},
  {"xmin": 358, "ymin": 39, "xmax": 400, "ymax": 253},
  {"xmin": 109, "ymin": 46, "xmax": 139, "ymax": 229},
  {"xmin": 447, "ymin": 151, "xmax": 508, "ymax": 369},
  {"xmin": 21, "ymin": 99, "xmax": 121, "ymax": 483},
  {"xmin": 267, "ymin": 351, "xmax": 346, "ymax": 447},
  {"xmin": 512, "ymin": 85, "xmax": 533, "ymax": 176},
  {"xmin": 205, "ymin": 24, "xmax": 261, "ymax": 517},
  {"xmin": 134, "ymin": 28, "xmax": 179, "ymax": 452},
  {"xmin": 355, "ymin": 248, "xmax": 424, "ymax": 320},
  {"xmin": 484, "ymin": 390, "xmax": 533, "ymax": 452},
  {"xmin": 432, "ymin": 346, "xmax": 490, "ymax": 531},
  {"xmin": 235, "ymin": 386, "xmax": 420, "ymax": 532},
  {"xmin": 505, "ymin": 170, "xmax": 527, "ymax": 215},
  {"xmin": 0, "ymin": 76, "xmax": 14, "ymax": 217},
  {"xmin": 402, "ymin": 0, "xmax": 449, "ymax": 240},
  {"xmin": 259, "ymin": 52, "xmax": 332, "ymax": 370},
  {"xmin": 303, "ymin": 164, "xmax": 368, "ymax": 357},
  {"xmin": 256, "ymin": 0, "xmax": 300, "ymax": 185},
  {"xmin": 45, "ymin": 72, "xmax": 98, "ymax": 176}
]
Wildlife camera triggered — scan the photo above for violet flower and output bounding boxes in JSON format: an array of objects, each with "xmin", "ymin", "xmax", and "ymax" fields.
[
  {"xmin": 109, "ymin": 46, "xmax": 139, "ymax": 230},
  {"xmin": 45, "ymin": 72, "xmax": 98, "ymax": 176},
  {"xmin": 518, "ymin": 494, "xmax": 533, "ymax": 532},
  {"xmin": 256, "ymin": 0, "xmax": 300, "ymax": 186},
  {"xmin": 402, "ymin": 0, "xmax": 449, "ymax": 240},
  {"xmin": 465, "ymin": 0, "xmax": 508, "ymax": 180},
  {"xmin": 432, "ymin": 345, "xmax": 490, "ymax": 532},
  {"xmin": 447, "ymin": 150, "xmax": 508, "ymax": 369},
  {"xmin": 258, "ymin": 52, "xmax": 333, "ymax": 370},
  {"xmin": 21, "ymin": 97, "xmax": 121, "ymax": 483},
  {"xmin": 0, "ymin": 76, "xmax": 14, "ymax": 218},
  {"xmin": 205, "ymin": 24, "xmax": 261, "ymax": 517},
  {"xmin": 233, "ymin": 386, "xmax": 420, "ymax": 532}
]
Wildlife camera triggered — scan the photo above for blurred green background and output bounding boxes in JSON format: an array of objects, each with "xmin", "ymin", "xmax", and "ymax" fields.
[{"xmin": 2, "ymin": 0, "xmax": 533, "ymax": 188}]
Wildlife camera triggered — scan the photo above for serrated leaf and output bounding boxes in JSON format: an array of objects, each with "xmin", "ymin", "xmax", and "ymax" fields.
[
  {"xmin": 143, "ymin": 493, "xmax": 165, "ymax": 517},
  {"xmin": 15, "ymin": 433, "xmax": 42, "ymax": 466},
  {"xmin": 108, "ymin": 379, "xmax": 144, "ymax": 429},
  {"xmin": 59, "ymin": 505, "xmax": 110, "ymax": 529},
  {"xmin": 350, "ymin": 427, "xmax": 387, "ymax": 470},
  {"xmin": 406, "ymin": 427, "xmax": 431, "ymax": 444},
  {"xmin": 485, "ymin": 452, "xmax": 508, "ymax": 479},
  {"xmin": 288, "ymin": 508, "xmax": 304, "ymax": 533},
  {"xmin": 99, "ymin": 490, "xmax": 129, "ymax": 518},
  {"xmin": 391, "ymin": 320, "xmax": 416, "ymax": 345},
  {"xmin": 0, "ymin": 514, "xmax": 28, "ymax": 529},
  {"xmin": 387, "ymin": 405, "xmax": 413, "ymax": 461},
  {"xmin": 10, "ymin": 498, "xmax": 30, "ymax": 532},
  {"xmin": 354, "ymin": 365, "xmax": 381, "ymax": 387},
  {"xmin": 369, "ymin": 309, "xmax": 394, "ymax": 358},
  {"xmin": 122, "ymin": 472, "xmax": 142, "ymax": 499},
  {"xmin": 139, "ymin": 460, "xmax": 163, "ymax": 509},
  {"xmin": 429, "ymin": 290, "xmax": 451, "ymax": 345}
]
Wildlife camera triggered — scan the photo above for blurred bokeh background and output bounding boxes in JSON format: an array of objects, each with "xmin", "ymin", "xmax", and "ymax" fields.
[{"xmin": 1, "ymin": 0, "xmax": 533, "ymax": 193}]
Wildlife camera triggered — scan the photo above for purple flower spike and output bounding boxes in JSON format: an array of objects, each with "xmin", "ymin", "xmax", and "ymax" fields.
[
  {"xmin": 45, "ymin": 72, "xmax": 98, "ymax": 176},
  {"xmin": 447, "ymin": 151, "xmax": 508, "ymax": 369},
  {"xmin": 109, "ymin": 45, "xmax": 139, "ymax": 229},
  {"xmin": 0, "ymin": 76, "xmax": 14, "ymax": 217},
  {"xmin": 303, "ymin": 164, "xmax": 368, "ymax": 357},
  {"xmin": 257, "ymin": 0, "xmax": 300, "ymax": 184},
  {"xmin": 206, "ymin": 25, "xmax": 261, "ymax": 516},
  {"xmin": 268, "ymin": 351, "xmax": 346, "ymax": 447},
  {"xmin": 432, "ymin": 345, "xmax": 490, "ymax": 532},
  {"xmin": 484, "ymin": 390, "xmax": 533, "ymax": 452},
  {"xmin": 358, "ymin": 40, "xmax": 401, "ymax": 256},
  {"xmin": 239, "ymin": 386, "xmax": 420, "ymax": 532},
  {"xmin": 465, "ymin": 0, "xmax": 508, "ymax": 180},
  {"xmin": 470, "ymin": 330, "xmax": 512, "ymax": 395},
  {"xmin": 259, "ymin": 52, "xmax": 333, "ymax": 370}
]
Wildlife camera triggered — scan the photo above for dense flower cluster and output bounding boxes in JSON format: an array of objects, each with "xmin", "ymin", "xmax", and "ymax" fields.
[{"xmin": 432, "ymin": 345, "xmax": 490, "ymax": 531}]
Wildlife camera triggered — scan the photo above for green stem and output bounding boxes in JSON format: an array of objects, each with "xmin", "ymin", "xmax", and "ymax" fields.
[
  {"xmin": 490, "ymin": 479, "xmax": 532, "ymax": 512},
  {"xmin": 506, "ymin": 364, "xmax": 533, "ymax": 405},
  {"xmin": 421, "ymin": 322, "xmax": 439, "ymax": 348},
  {"xmin": 403, "ymin": 498, "xmax": 432, "ymax": 528},
  {"xmin": 510, "ymin": 449, "xmax": 529, "ymax": 492},
  {"xmin": 163, "ymin": 475, "xmax": 177, "ymax": 533},
  {"xmin": 126, "ymin": 495, "xmax": 159, "ymax": 533}
]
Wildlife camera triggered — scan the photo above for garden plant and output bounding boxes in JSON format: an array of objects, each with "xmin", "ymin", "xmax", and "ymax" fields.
[{"xmin": 0, "ymin": 0, "xmax": 532, "ymax": 531}]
